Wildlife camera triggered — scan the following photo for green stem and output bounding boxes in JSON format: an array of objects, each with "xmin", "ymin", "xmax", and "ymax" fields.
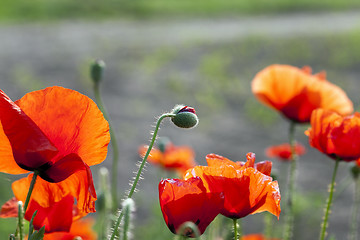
[
  {"xmin": 283, "ymin": 122, "xmax": 298, "ymax": 240},
  {"xmin": 109, "ymin": 113, "xmax": 175, "ymax": 240},
  {"xmin": 23, "ymin": 171, "xmax": 38, "ymax": 212},
  {"xmin": 94, "ymin": 83, "xmax": 120, "ymax": 209},
  {"xmin": 233, "ymin": 218, "xmax": 241, "ymax": 240},
  {"xmin": 264, "ymin": 213, "xmax": 273, "ymax": 239},
  {"xmin": 349, "ymin": 176, "xmax": 360, "ymax": 240},
  {"xmin": 319, "ymin": 160, "xmax": 339, "ymax": 240},
  {"xmin": 17, "ymin": 202, "xmax": 24, "ymax": 240}
]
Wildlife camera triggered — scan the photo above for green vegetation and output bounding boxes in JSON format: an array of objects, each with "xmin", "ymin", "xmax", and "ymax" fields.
[{"xmin": 0, "ymin": 0, "xmax": 359, "ymax": 22}]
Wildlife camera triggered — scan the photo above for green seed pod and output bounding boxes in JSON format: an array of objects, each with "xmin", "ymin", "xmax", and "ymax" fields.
[
  {"xmin": 171, "ymin": 105, "xmax": 199, "ymax": 129},
  {"xmin": 90, "ymin": 59, "xmax": 106, "ymax": 85}
]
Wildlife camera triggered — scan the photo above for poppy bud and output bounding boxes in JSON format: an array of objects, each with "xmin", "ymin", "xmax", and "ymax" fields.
[
  {"xmin": 90, "ymin": 59, "xmax": 106, "ymax": 85},
  {"xmin": 157, "ymin": 137, "xmax": 171, "ymax": 153},
  {"xmin": 171, "ymin": 105, "xmax": 199, "ymax": 129}
]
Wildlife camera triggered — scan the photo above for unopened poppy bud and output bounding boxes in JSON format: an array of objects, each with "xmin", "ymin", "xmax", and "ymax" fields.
[
  {"xmin": 90, "ymin": 59, "xmax": 106, "ymax": 85},
  {"xmin": 171, "ymin": 105, "xmax": 199, "ymax": 129},
  {"xmin": 158, "ymin": 137, "xmax": 171, "ymax": 153}
]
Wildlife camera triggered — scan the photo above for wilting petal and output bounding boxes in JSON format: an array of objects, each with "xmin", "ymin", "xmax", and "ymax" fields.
[
  {"xmin": 15, "ymin": 86, "xmax": 110, "ymax": 167},
  {"xmin": 252, "ymin": 64, "xmax": 353, "ymax": 122},
  {"xmin": 41, "ymin": 217, "xmax": 97, "ymax": 240},
  {"xmin": 25, "ymin": 195, "xmax": 74, "ymax": 232},
  {"xmin": 0, "ymin": 197, "xmax": 18, "ymax": 218},
  {"xmin": 159, "ymin": 177, "xmax": 223, "ymax": 236},
  {"xmin": 13, "ymin": 171, "xmax": 96, "ymax": 215},
  {"xmin": 306, "ymin": 109, "xmax": 360, "ymax": 161},
  {"xmin": 0, "ymin": 89, "xmax": 59, "ymax": 171}
]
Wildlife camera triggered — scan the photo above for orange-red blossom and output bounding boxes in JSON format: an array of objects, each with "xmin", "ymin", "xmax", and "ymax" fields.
[
  {"xmin": 266, "ymin": 142, "xmax": 306, "ymax": 161},
  {"xmin": 0, "ymin": 86, "xmax": 110, "ymax": 231},
  {"xmin": 139, "ymin": 142, "xmax": 196, "ymax": 175},
  {"xmin": 158, "ymin": 152, "xmax": 281, "ymax": 237},
  {"xmin": 252, "ymin": 64, "xmax": 353, "ymax": 123},
  {"xmin": 184, "ymin": 153, "xmax": 281, "ymax": 219},
  {"xmin": 306, "ymin": 108, "xmax": 360, "ymax": 161}
]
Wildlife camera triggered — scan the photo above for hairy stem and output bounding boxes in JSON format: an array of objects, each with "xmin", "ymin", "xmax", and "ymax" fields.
[
  {"xmin": 319, "ymin": 159, "xmax": 339, "ymax": 240},
  {"xmin": 109, "ymin": 113, "xmax": 175, "ymax": 240}
]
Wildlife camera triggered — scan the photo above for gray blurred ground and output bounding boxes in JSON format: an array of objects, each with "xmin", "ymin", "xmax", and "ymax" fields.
[{"xmin": 1, "ymin": 11, "xmax": 360, "ymax": 239}]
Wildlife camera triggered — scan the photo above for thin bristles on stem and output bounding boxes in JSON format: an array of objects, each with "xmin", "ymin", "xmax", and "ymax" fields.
[
  {"xmin": 319, "ymin": 159, "xmax": 340, "ymax": 240},
  {"xmin": 109, "ymin": 113, "xmax": 175, "ymax": 240}
]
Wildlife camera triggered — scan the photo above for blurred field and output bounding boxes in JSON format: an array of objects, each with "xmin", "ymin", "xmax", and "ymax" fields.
[
  {"xmin": 0, "ymin": 0, "xmax": 360, "ymax": 22},
  {"xmin": 0, "ymin": 2, "xmax": 360, "ymax": 240}
]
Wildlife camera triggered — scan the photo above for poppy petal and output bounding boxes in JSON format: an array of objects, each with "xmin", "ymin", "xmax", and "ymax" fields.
[
  {"xmin": 159, "ymin": 177, "xmax": 223, "ymax": 236},
  {"xmin": 0, "ymin": 122, "xmax": 28, "ymax": 174},
  {"xmin": 0, "ymin": 197, "xmax": 18, "ymax": 218},
  {"xmin": 254, "ymin": 161, "xmax": 272, "ymax": 176},
  {"xmin": 39, "ymin": 153, "xmax": 88, "ymax": 183},
  {"xmin": 42, "ymin": 217, "xmax": 97, "ymax": 240},
  {"xmin": 12, "ymin": 171, "xmax": 96, "ymax": 215},
  {"xmin": 0, "ymin": 89, "xmax": 59, "ymax": 171},
  {"xmin": 252, "ymin": 64, "xmax": 353, "ymax": 122},
  {"xmin": 15, "ymin": 86, "xmax": 110, "ymax": 167},
  {"xmin": 25, "ymin": 194, "xmax": 74, "ymax": 232}
]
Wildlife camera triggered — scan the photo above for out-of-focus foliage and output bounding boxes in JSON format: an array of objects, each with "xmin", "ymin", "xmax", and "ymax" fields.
[{"xmin": 0, "ymin": 0, "xmax": 360, "ymax": 22}]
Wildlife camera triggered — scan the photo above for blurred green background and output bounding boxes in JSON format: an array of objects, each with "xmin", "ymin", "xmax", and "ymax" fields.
[{"xmin": 1, "ymin": 1, "xmax": 360, "ymax": 239}]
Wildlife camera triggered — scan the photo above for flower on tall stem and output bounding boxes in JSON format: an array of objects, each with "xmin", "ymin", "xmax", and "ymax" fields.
[
  {"xmin": 252, "ymin": 64, "xmax": 353, "ymax": 123},
  {"xmin": 252, "ymin": 64, "xmax": 353, "ymax": 240},
  {"xmin": 0, "ymin": 87, "xmax": 110, "ymax": 235},
  {"xmin": 138, "ymin": 138, "xmax": 196, "ymax": 175},
  {"xmin": 266, "ymin": 143, "xmax": 306, "ymax": 161},
  {"xmin": 305, "ymin": 109, "xmax": 360, "ymax": 240}
]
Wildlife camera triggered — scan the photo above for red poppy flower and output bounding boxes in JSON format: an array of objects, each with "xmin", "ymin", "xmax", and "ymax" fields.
[
  {"xmin": 0, "ymin": 86, "xmax": 109, "ymax": 180},
  {"xmin": 305, "ymin": 109, "xmax": 360, "ymax": 161},
  {"xmin": 40, "ymin": 218, "xmax": 97, "ymax": 240},
  {"xmin": 139, "ymin": 142, "xmax": 196, "ymax": 174},
  {"xmin": 0, "ymin": 86, "xmax": 110, "ymax": 213},
  {"xmin": 1, "ymin": 171, "xmax": 94, "ymax": 232},
  {"xmin": 241, "ymin": 233, "xmax": 280, "ymax": 240},
  {"xmin": 252, "ymin": 64, "xmax": 353, "ymax": 123},
  {"xmin": 159, "ymin": 177, "xmax": 224, "ymax": 237},
  {"xmin": 184, "ymin": 153, "xmax": 281, "ymax": 219},
  {"xmin": 266, "ymin": 142, "xmax": 306, "ymax": 161}
]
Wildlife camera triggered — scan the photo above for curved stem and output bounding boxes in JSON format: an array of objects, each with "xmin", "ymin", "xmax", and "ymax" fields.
[
  {"xmin": 94, "ymin": 83, "xmax": 120, "ymax": 209},
  {"xmin": 109, "ymin": 113, "xmax": 175, "ymax": 240},
  {"xmin": 283, "ymin": 122, "xmax": 298, "ymax": 240},
  {"xmin": 23, "ymin": 171, "xmax": 38, "ymax": 212},
  {"xmin": 319, "ymin": 159, "xmax": 339, "ymax": 240},
  {"xmin": 349, "ymin": 176, "xmax": 360, "ymax": 240}
]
